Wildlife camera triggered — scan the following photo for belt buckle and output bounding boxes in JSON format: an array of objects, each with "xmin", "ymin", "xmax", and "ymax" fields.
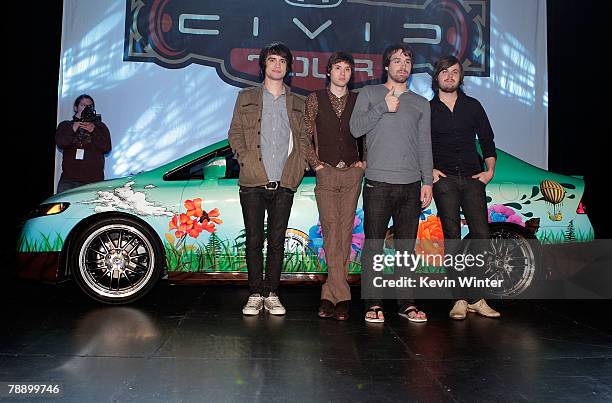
[
  {"xmin": 336, "ymin": 160, "xmax": 346, "ymax": 168},
  {"xmin": 265, "ymin": 181, "xmax": 279, "ymax": 190}
]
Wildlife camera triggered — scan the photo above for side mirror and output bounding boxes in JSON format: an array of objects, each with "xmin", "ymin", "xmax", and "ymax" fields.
[{"xmin": 203, "ymin": 156, "xmax": 226, "ymax": 180}]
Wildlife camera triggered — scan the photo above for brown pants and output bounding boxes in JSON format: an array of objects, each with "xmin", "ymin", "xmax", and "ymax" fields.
[{"xmin": 315, "ymin": 165, "xmax": 363, "ymax": 304}]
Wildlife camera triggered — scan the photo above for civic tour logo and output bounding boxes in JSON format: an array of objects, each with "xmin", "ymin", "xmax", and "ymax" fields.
[{"xmin": 124, "ymin": 0, "xmax": 490, "ymax": 95}]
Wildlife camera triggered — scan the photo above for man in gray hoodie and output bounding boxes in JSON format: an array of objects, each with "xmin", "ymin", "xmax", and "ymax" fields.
[{"xmin": 350, "ymin": 44, "xmax": 432, "ymax": 323}]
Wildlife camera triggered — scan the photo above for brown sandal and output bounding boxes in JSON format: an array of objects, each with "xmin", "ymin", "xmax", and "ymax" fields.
[
  {"xmin": 318, "ymin": 299, "xmax": 335, "ymax": 318},
  {"xmin": 333, "ymin": 301, "xmax": 350, "ymax": 321}
]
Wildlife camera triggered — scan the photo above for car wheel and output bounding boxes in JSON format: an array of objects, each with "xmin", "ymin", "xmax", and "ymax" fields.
[
  {"xmin": 70, "ymin": 216, "xmax": 163, "ymax": 304},
  {"xmin": 472, "ymin": 225, "xmax": 541, "ymax": 300}
]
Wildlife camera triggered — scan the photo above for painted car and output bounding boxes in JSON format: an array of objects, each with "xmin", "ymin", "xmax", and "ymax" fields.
[{"xmin": 18, "ymin": 140, "xmax": 593, "ymax": 303}]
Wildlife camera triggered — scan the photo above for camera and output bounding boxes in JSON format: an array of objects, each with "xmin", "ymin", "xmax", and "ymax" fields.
[
  {"xmin": 74, "ymin": 104, "xmax": 101, "ymax": 146},
  {"xmin": 80, "ymin": 104, "xmax": 101, "ymax": 122}
]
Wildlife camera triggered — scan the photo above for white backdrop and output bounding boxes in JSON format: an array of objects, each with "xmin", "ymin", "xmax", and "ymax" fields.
[{"xmin": 55, "ymin": 0, "xmax": 548, "ymax": 188}]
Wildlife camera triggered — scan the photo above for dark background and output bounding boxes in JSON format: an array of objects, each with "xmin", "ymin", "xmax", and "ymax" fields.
[{"xmin": 4, "ymin": 0, "xmax": 608, "ymax": 263}]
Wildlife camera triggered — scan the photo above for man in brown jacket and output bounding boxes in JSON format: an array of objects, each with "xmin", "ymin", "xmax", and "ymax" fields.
[
  {"xmin": 304, "ymin": 51, "xmax": 365, "ymax": 321},
  {"xmin": 228, "ymin": 42, "xmax": 311, "ymax": 316}
]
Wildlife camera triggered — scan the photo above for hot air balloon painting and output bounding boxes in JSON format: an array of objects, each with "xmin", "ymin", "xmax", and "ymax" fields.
[{"xmin": 540, "ymin": 180, "xmax": 566, "ymax": 221}]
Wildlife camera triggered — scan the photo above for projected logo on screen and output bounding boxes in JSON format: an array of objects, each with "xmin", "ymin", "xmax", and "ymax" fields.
[{"xmin": 123, "ymin": 0, "xmax": 489, "ymax": 95}]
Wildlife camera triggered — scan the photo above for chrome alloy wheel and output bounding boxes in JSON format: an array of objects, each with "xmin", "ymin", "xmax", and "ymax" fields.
[
  {"xmin": 483, "ymin": 229, "xmax": 537, "ymax": 298},
  {"xmin": 78, "ymin": 224, "xmax": 156, "ymax": 299}
]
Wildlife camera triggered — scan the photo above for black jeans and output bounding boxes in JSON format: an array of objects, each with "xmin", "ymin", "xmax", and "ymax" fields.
[
  {"xmin": 239, "ymin": 185, "xmax": 294, "ymax": 297},
  {"xmin": 361, "ymin": 179, "xmax": 421, "ymax": 311},
  {"xmin": 433, "ymin": 175, "xmax": 489, "ymax": 302}
]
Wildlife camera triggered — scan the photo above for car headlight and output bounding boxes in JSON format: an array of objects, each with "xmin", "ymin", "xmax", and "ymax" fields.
[{"xmin": 29, "ymin": 203, "xmax": 70, "ymax": 218}]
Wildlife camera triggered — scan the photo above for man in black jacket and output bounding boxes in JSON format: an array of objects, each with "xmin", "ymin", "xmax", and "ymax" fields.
[{"xmin": 430, "ymin": 55, "xmax": 500, "ymax": 320}]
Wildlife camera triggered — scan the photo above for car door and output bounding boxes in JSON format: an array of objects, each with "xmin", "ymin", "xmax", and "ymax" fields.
[{"xmin": 164, "ymin": 146, "xmax": 244, "ymax": 273}]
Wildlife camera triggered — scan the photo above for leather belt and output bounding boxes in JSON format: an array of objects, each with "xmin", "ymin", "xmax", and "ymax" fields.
[{"xmin": 259, "ymin": 181, "xmax": 280, "ymax": 190}]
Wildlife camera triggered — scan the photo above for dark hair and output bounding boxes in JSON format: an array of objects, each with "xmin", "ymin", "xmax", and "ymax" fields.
[
  {"xmin": 432, "ymin": 55, "xmax": 464, "ymax": 92},
  {"xmin": 73, "ymin": 94, "xmax": 95, "ymax": 112},
  {"xmin": 381, "ymin": 44, "xmax": 414, "ymax": 81},
  {"xmin": 326, "ymin": 51, "xmax": 355, "ymax": 75},
  {"xmin": 382, "ymin": 44, "xmax": 414, "ymax": 69},
  {"xmin": 258, "ymin": 42, "xmax": 293, "ymax": 80}
]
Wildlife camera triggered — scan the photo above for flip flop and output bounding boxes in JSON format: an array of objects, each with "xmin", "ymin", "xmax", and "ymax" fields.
[
  {"xmin": 365, "ymin": 306, "xmax": 385, "ymax": 323},
  {"xmin": 399, "ymin": 306, "xmax": 427, "ymax": 323}
]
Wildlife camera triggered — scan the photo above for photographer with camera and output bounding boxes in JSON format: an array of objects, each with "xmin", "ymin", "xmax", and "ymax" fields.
[{"xmin": 55, "ymin": 94, "xmax": 112, "ymax": 193}]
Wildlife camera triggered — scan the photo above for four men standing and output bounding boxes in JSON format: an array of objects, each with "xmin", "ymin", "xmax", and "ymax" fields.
[{"xmin": 229, "ymin": 41, "xmax": 500, "ymax": 321}]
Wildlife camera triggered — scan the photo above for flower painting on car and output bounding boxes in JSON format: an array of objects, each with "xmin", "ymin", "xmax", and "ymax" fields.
[
  {"xmin": 163, "ymin": 198, "xmax": 229, "ymax": 272},
  {"xmin": 488, "ymin": 204, "xmax": 525, "ymax": 227},
  {"xmin": 416, "ymin": 214, "xmax": 445, "ymax": 258}
]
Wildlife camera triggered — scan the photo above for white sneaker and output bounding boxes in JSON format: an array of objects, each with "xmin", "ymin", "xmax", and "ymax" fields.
[
  {"xmin": 264, "ymin": 292, "xmax": 286, "ymax": 315},
  {"xmin": 242, "ymin": 293, "xmax": 264, "ymax": 315}
]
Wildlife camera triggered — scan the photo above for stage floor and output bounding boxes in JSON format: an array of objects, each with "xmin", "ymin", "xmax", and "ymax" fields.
[{"xmin": 1, "ymin": 281, "xmax": 611, "ymax": 402}]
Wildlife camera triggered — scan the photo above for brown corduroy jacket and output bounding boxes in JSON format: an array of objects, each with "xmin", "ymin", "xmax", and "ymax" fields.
[{"xmin": 228, "ymin": 85, "xmax": 311, "ymax": 191}]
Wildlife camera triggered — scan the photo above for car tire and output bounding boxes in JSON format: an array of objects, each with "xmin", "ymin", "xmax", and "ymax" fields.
[
  {"xmin": 69, "ymin": 216, "xmax": 163, "ymax": 304},
  {"xmin": 470, "ymin": 224, "xmax": 542, "ymax": 301}
]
